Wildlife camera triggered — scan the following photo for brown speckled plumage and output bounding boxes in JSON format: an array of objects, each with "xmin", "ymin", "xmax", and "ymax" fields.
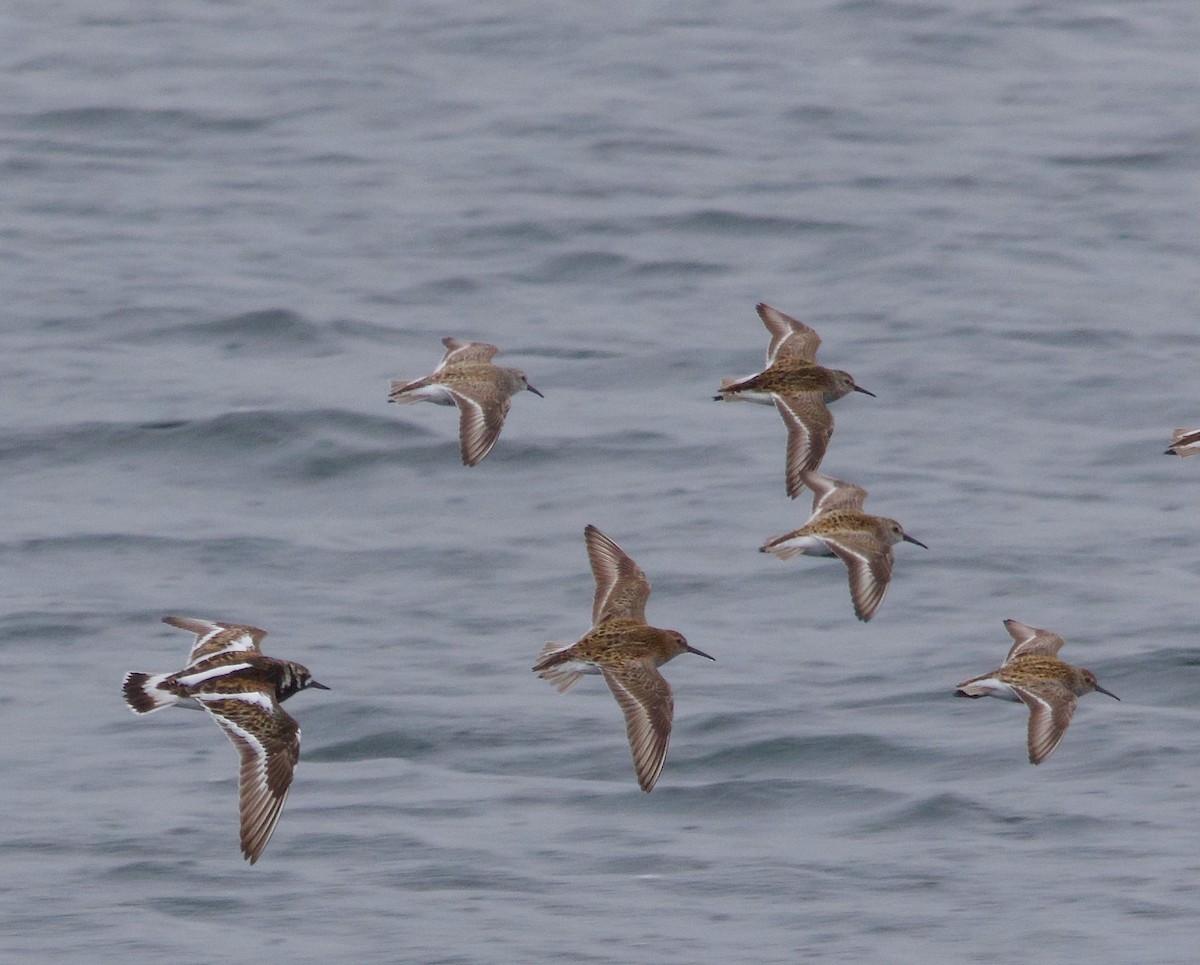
[
  {"xmin": 714, "ymin": 304, "xmax": 874, "ymax": 497},
  {"xmin": 388, "ymin": 337, "xmax": 542, "ymax": 466},
  {"xmin": 956, "ymin": 619, "xmax": 1119, "ymax": 765},
  {"xmin": 760, "ymin": 470, "xmax": 925, "ymax": 622},
  {"xmin": 533, "ymin": 526, "xmax": 713, "ymax": 792}
]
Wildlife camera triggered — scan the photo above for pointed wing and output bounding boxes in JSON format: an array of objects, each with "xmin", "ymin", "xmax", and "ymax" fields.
[
  {"xmin": 825, "ymin": 534, "xmax": 895, "ymax": 622},
  {"xmin": 437, "ymin": 338, "xmax": 501, "ymax": 370},
  {"xmin": 446, "ymin": 384, "xmax": 512, "ymax": 466},
  {"xmin": 602, "ymin": 661, "xmax": 674, "ymax": 792},
  {"xmin": 757, "ymin": 303, "xmax": 821, "ymax": 364},
  {"xmin": 802, "ymin": 469, "xmax": 869, "ymax": 517},
  {"xmin": 585, "ymin": 525, "xmax": 651, "ymax": 624},
  {"xmin": 163, "ymin": 616, "xmax": 266, "ymax": 669},
  {"xmin": 1002, "ymin": 620, "xmax": 1066, "ymax": 665},
  {"xmin": 1012, "ymin": 680, "xmax": 1077, "ymax": 765},
  {"xmin": 773, "ymin": 394, "xmax": 834, "ymax": 499},
  {"xmin": 1168, "ymin": 427, "xmax": 1200, "ymax": 456},
  {"xmin": 196, "ymin": 689, "xmax": 301, "ymax": 863}
]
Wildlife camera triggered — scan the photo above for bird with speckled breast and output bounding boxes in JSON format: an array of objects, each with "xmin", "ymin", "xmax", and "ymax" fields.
[
  {"xmin": 956, "ymin": 619, "xmax": 1119, "ymax": 765},
  {"xmin": 760, "ymin": 469, "xmax": 925, "ymax": 622},
  {"xmin": 388, "ymin": 337, "xmax": 542, "ymax": 466},
  {"xmin": 533, "ymin": 525, "xmax": 714, "ymax": 792},
  {"xmin": 714, "ymin": 303, "xmax": 874, "ymax": 498}
]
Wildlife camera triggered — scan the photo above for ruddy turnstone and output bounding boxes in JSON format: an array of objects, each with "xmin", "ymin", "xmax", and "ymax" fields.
[{"xmin": 123, "ymin": 616, "xmax": 328, "ymax": 863}]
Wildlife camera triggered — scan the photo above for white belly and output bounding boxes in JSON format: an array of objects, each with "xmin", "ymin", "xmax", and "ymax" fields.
[
  {"xmin": 415, "ymin": 384, "xmax": 456, "ymax": 403},
  {"xmin": 772, "ymin": 534, "xmax": 836, "ymax": 557},
  {"xmin": 405, "ymin": 384, "xmax": 458, "ymax": 406},
  {"xmin": 723, "ymin": 386, "xmax": 776, "ymax": 406},
  {"xmin": 559, "ymin": 661, "xmax": 603, "ymax": 676},
  {"xmin": 960, "ymin": 677, "xmax": 1022, "ymax": 702}
]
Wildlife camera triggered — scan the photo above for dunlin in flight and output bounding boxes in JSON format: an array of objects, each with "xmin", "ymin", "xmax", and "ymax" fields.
[
  {"xmin": 714, "ymin": 303, "xmax": 874, "ymax": 498},
  {"xmin": 760, "ymin": 469, "xmax": 926, "ymax": 621},
  {"xmin": 123, "ymin": 616, "xmax": 329, "ymax": 864},
  {"xmin": 956, "ymin": 619, "xmax": 1119, "ymax": 765},
  {"xmin": 388, "ymin": 337, "xmax": 543, "ymax": 466},
  {"xmin": 533, "ymin": 525, "xmax": 714, "ymax": 791},
  {"xmin": 1165, "ymin": 427, "xmax": 1200, "ymax": 457}
]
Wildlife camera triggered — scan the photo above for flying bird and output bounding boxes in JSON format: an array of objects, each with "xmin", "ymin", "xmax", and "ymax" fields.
[
  {"xmin": 715, "ymin": 303, "xmax": 874, "ymax": 498},
  {"xmin": 389, "ymin": 337, "xmax": 542, "ymax": 466},
  {"xmin": 956, "ymin": 619, "xmax": 1119, "ymax": 765},
  {"xmin": 123, "ymin": 616, "xmax": 328, "ymax": 863},
  {"xmin": 760, "ymin": 469, "xmax": 925, "ymax": 621},
  {"xmin": 533, "ymin": 525, "xmax": 713, "ymax": 791}
]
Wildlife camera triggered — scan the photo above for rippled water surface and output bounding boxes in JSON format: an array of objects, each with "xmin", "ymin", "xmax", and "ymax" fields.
[{"xmin": 3, "ymin": 1, "xmax": 1199, "ymax": 962}]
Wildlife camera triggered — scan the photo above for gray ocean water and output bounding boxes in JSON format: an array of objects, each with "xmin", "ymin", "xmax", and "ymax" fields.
[{"xmin": 3, "ymin": 1, "xmax": 1199, "ymax": 962}]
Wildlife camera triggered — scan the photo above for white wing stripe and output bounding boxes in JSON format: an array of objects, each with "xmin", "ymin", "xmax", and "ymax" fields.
[
  {"xmin": 194, "ymin": 690, "xmax": 276, "ymax": 712},
  {"xmin": 205, "ymin": 709, "xmax": 267, "ymax": 759},
  {"xmin": 176, "ymin": 663, "xmax": 254, "ymax": 687},
  {"xmin": 189, "ymin": 638, "xmax": 256, "ymax": 664}
]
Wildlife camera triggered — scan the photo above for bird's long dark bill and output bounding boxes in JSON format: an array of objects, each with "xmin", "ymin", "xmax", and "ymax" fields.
[
  {"xmin": 310, "ymin": 680, "xmax": 332, "ymax": 690},
  {"xmin": 853, "ymin": 385, "xmax": 876, "ymax": 397},
  {"xmin": 526, "ymin": 384, "xmax": 545, "ymax": 397},
  {"xmin": 903, "ymin": 534, "xmax": 929, "ymax": 549},
  {"xmin": 1095, "ymin": 684, "xmax": 1120, "ymax": 701},
  {"xmin": 686, "ymin": 645, "xmax": 716, "ymax": 661}
]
